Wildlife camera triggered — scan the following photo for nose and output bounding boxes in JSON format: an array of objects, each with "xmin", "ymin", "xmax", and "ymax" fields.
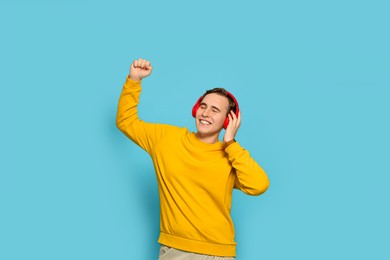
[{"xmin": 202, "ymin": 108, "xmax": 211, "ymax": 117}]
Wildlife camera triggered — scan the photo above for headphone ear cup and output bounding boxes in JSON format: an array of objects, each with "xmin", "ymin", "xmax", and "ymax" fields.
[
  {"xmin": 223, "ymin": 117, "xmax": 229, "ymax": 129},
  {"xmin": 223, "ymin": 92, "xmax": 240, "ymax": 129},
  {"xmin": 192, "ymin": 96, "xmax": 203, "ymax": 118}
]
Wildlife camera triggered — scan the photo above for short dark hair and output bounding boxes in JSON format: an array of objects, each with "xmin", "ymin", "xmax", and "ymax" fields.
[{"xmin": 202, "ymin": 88, "xmax": 236, "ymax": 115}]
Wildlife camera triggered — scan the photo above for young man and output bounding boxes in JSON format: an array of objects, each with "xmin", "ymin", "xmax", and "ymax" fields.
[{"xmin": 116, "ymin": 58, "xmax": 270, "ymax": 259}]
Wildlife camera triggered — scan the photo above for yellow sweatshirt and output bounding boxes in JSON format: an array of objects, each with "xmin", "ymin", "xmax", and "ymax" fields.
[{"xmin": 116, "ymin": 78, "xmax": 270, "ymax": 257}]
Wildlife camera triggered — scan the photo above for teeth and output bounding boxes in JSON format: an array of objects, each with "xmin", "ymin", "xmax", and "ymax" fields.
[{"xmin": 200, "ymin": 120, "xmax": 211, "ymax": 125}]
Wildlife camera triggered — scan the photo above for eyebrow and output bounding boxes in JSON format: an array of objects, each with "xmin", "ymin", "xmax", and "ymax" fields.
[{"xmin": 200, "ymin": 102, "xmax": 221, "ymax": 112}]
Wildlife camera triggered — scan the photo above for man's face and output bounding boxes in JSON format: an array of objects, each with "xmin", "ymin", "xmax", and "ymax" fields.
[{"xmin": 195, "ymin": 93, "xmax": 229, "ymax": 137}]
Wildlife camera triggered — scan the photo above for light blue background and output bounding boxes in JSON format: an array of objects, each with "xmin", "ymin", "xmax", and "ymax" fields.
[{"xmin": 1, "ymin": 1, "xmax": 389, "ymax": 259}]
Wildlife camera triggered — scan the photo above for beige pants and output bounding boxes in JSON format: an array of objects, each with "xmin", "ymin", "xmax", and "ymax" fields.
[{"xmin": 158, "ymin": 245, "xmax": 236, "ymax": 260}]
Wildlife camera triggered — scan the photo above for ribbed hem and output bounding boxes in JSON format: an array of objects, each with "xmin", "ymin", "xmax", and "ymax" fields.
[{"xmin": 158, "ymin": 232, "xmax": 236, "ymax": 257}]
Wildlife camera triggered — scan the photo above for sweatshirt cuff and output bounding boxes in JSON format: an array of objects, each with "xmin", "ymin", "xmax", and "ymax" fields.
[
  {"xmin": 224, "ymin": 139, "xmax": 236, "ymax": 148},
  {"xmin": 124, "ymin": 76, "xmax": 142, "ymax": 89},
  {"xmin": 224, "ymin": 141, "xmax": 241, "ymax": 152},
  {"xmin": 126, "ymin": 75, "xmax": 142, "ymax": 82}
]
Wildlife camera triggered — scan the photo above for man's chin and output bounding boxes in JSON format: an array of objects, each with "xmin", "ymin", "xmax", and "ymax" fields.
[
  {"xmin": 196, "ymin": 126, "xmax": 223, "ymax": 135},
  {"xmin": 196, "ymin": 123, "xmax": 212, "ymax": 131}
]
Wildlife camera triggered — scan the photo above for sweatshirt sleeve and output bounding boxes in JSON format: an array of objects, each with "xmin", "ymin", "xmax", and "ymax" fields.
[
  {"xmin": 116, "ymin": 77, "xmax": 170, "ymax": 154},
  {"xmin": 225, "ymin": 142, "xmax": 270, "ymax": 196}
]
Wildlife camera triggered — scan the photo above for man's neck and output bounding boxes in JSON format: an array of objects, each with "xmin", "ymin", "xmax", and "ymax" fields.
[{"xmin": 195, "ymin": 132, "xmax": 220, "ymax": 144}]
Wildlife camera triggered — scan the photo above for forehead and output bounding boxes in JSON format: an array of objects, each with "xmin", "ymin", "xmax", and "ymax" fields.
[{"xmin": 202, "ymin": 93, "xmax": 229, "ymax": 109}]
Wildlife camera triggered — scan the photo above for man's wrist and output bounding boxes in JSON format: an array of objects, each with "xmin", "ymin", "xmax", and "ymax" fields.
[{"xmin": 128, "ymin": 75, "xmax": 142, "ymax": 82}]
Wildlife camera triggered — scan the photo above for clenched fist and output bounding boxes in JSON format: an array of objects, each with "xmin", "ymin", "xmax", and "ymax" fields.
[{"xmin": 129, "ymin": 58, "xmax": 153, "ymax": 81}]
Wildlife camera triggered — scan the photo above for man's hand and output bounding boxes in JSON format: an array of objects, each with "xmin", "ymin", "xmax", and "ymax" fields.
[
  {"xmin": 129, "ymin": 58, "xmax": 153, "ymax": 81},
  {"xmin": 223, "ymin": 111, "xmax": 241, "ymax": 143}
]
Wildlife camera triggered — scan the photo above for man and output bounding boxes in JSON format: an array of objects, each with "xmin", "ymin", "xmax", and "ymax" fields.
[{"xmin": 116, "ymin": 58, "xmax": 270, "ymax": 259}]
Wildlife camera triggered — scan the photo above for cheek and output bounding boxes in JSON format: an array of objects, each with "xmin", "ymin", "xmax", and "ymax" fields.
[
  {"xmin": 195, "ymin": 109, "xmax": 202, "ymax": 118},
  {"xmin": 216, "ymin": 114, "xmax": 227, "ymax": 124}
]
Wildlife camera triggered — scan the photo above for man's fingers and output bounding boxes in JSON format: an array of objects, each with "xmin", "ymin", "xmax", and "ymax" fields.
[
  {"xmin": 230, "ymin": 111, "xmax": 237, "ymax": 119},
  {"xmin": 146, "ymin": 61, "xmax": 151, "ymax": 69},
  {"xmin": 137, "ymin": 58, "xmax": 143, "ymax": 67},
  {"xmin": 227, "ymin": 113, "xmax": 236, "ymax": 128},
  {"xmin": 228, "ymin": 113, "xmax": 232, "ymax": 122},
  {"xmin": 134, "ymin": 58, "xmax": 141, "ymax": 68},
  {"xmin": 133, "ymin": 58, "xmax": 151, "ymax": 69},
  {"xmin": 140, "ymin": 59, "xmax": 146, "ymax": 68},
  {"xmin": 229, "ymin": 111, "xmax": 237, "ymax": 125},
  {"xmin": 228, "ymin": 111, "xmax": 241, "ymax": 129}
]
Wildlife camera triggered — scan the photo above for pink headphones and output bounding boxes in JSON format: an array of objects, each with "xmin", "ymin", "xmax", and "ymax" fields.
[{"xmin": 192, "ymin": 91, "xmax": 240, "ymax": 129}]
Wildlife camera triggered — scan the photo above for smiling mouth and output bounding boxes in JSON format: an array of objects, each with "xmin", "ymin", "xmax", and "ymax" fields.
[{"xmin": 199, "ymin": 119, "xmax": 211, "ymax": 125}]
